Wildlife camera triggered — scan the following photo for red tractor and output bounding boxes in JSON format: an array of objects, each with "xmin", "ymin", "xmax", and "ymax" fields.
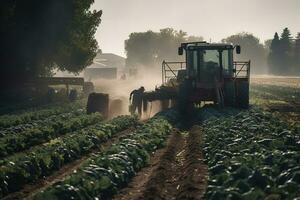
[{"xmin": 143, "ymin": 41, "xmax": 250, "ymax": 113}]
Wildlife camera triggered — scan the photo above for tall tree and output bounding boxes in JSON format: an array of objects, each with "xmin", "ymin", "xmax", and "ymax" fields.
[
  {"xmin": 125, "ymin": 28, "xmax": 203, "ymax": 70},
  {"xmin": 279, "ymin": 27, "xmax": 293, "ymax": 74},
  {"xmin": 125, "ymin": 30, "xmax": 160, "ymax": 68},
  {"xmin": 268, "ymin": 32, "xmax": 281, "ymax": 74},
  {"xmin": 264, "ymin": 39, "xmax": 272, "ymax": 52},
  {"xmin": 294, "ymin": 32, "xmax": 300, "ymax": 74},
  {"xmin": 222, "ymin": 33, "xmax": 267, "ymax": 74},
  {"xmin": 0, "ymin": 0, "xmax": 102, "ymax": 88}
]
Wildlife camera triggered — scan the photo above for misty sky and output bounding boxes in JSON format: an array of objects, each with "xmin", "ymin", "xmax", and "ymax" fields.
[{"xmin": 92, "ymin": 0, "xmax": 300, "ymax": 57}]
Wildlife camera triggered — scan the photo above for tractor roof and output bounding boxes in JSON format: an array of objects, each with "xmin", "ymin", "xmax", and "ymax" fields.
[{"xmin": 181, "ymin": 41, "xmax": 235, "ymax": 50}]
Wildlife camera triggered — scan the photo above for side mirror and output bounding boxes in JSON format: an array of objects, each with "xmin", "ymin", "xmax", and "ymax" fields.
[
  {"xmin": 236, "ymin": 45, "xmax": 241, "ymax": 54},
  {"xmin": 178, "ymin": 47, "xmax": 183, "ymax": 55}
]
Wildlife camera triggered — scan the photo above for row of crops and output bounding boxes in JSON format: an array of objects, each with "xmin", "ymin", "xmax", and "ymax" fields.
[
  {"xmin": 0, "ymin": 92, "xmax": 298, "ymax": 199},
  {"xmin": 33, "ymin": 116, "xmax": 173, "ymax": 199},
  {"xmin": 202, "ymin": 109, "xmax": 300, "ymax": 199},
  {"xmin": 0, "ymin": 100, "xmax": 86, "ymax": 129},
  {"xmin": 0, "ymin": 115, "xmax": 138, "ymax": 198},
  {"xmin": 0, "ymin": 112, "xmax": 103, "ymax": 158},
  {"xmin": 250, "ymin": 84, "xmax": 300, "ymax": 104}
]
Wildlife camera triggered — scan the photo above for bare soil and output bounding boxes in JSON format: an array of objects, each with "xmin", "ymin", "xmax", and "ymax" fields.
[
  {"xmin": 113, "ymin": 126, "xmax": 208, "ymax": 200},
  {"xmin": 2, "ymin": 127, "xmax": 136, "ymax": 200},
  {"xmin": 176, "ymin": 126, "xmax": 208, "ymax": 200}
]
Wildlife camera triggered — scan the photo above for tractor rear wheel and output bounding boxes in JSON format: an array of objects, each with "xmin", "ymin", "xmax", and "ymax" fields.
[
  {"xmin": 224, "ymin": 81, "xmax": 236, "ymax": 107},
  {"xmin": 236, "ymin": 81, "xmax": 249, "ymax": 109},
  {"xmin": 87, "ymin": 93, "xmax": 109, "ymax": 118},
  {"xmin": 178, "ymin": 79, "xmax": 192, "ymax": 114}
]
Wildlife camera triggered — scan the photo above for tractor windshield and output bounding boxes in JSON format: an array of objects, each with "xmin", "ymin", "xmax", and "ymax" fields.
[
  {"xmin": 186, "ymin": 49, "xmax": 233, "ymax": 81},
  {"xmin": 187, "ymin": 49, "xmax": 221, "ymax": 82},
  {"xmin": 201, "ymin": 50, "xmax": 220, "ymax": 82},
  {"xmin": 203, "ymin": 50, "xmax": 220, "ymax": 65}
]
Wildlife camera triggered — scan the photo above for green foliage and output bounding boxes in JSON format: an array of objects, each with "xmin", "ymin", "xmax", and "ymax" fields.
[
  {"xmin": 125, "ymin": 28, "xmax": 203, "ymax": 69},
  {"xmin": 268, "ymin": 28, "xmax": 300, "ymax": 75},
  {"xmin": 0, "ymin": 101, "xmax": 85, "ymax": 128},
  {"xmin": 0, "ymin": 115, "xmax": 137, "ymax": 198},
  {"xmin": 0, "ymin": 0, "xmax": 102, "ymax": 85},
  {"xmin": 279, "ymin": 28, "xmax": 293, "ymax": 73},
  {"xmin": 33, "ymin": 117, "xmax": 173, "ymax": 200},
  {"xmin": 0, "ymin": 112, "xmax": 103, "ymax": 158},
  {"xmin": 294, "ymin": 33, "xmax": 300, "ymax": 74},
  {"xmin": 222, "ymin": 32, "xmax": 267, "ymax": 74},
  {"xmin": 268, "ymin": 32, "xmax": 281, "ymax": 74},
  {"xmin": 202, "ymin": 108, "xmax": 300, "ymax": 199}
]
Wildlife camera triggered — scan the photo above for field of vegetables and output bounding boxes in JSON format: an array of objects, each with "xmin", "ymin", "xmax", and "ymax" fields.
[
  {"xmin": 0, "ymin": 77, "xmax": 299, "ymax": 200},
  {"xmin": 202, "ymin": 109, "xmax": 300, "ymax": 199}
]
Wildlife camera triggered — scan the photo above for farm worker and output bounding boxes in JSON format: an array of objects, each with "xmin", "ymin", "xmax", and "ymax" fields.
[{"xmin": 129, "ymin": 86, "xmax": 145, "ymax": 116}]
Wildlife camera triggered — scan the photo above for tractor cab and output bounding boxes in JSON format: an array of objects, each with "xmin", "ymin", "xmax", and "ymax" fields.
[{"xmin": 178, "ymin": 42, "xmax": 239, "ymax": 87}]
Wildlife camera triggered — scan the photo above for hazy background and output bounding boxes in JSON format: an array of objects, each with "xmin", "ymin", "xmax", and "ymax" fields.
[{"xmin": 92, "ymin": 0, "xmax": 300, "ymax": 57}]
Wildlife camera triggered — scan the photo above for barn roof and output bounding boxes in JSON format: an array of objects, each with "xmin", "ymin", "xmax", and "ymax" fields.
[{"xmin": 87, "ymin": 53, "xmax": 125, "ymax": 69}]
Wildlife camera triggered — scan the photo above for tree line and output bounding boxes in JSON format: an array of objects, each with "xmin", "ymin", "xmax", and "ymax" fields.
[
  {"xmin": 125, "ymin": 28, "xmax": 203, "ymax": 69},
  {"xmin": 125, "ymin": 30, "xmax": 268, "ymax": 74},
  {"xmin": 125, "ymin": 28, "xmax": 300, "ymax": 75},
  {"xmin": 268, "ymin": 28, "xmax": 300, "ymax": 75}
]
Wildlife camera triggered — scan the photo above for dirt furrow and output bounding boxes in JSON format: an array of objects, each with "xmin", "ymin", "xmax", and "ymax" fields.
[
  {"xmin": 175, "ymin": 125, "xmax": 208, "ymax": 200},
  {"xmin": 2, "ymin": 127, "xmax": 136, "ymax": 200},
  {"xmin": 139, "ymin": 130, "xmax": 185, "ymax": 200},
  {"xmin": 113, "ymin": 129, "xmax": 185, "ymax": 200},
  {"xmin": 113, "ymin": 125, "xmax": 208, "ymax": 200}
]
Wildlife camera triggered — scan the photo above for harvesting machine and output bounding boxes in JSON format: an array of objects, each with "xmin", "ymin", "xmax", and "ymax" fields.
[{"xmin": 142, "ymin": 41, "xmax": 250, "ymax": 114}]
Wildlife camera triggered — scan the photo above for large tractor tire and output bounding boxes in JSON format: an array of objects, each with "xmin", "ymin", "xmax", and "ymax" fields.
[
  {"xmin": 236, "ymin": 81, "xmax": 249, "ymax": 109},
  {"xmin": 87, "ymin": 93, "xmax": 109, "ymax": 118},
  {"xmin": 177, "ymin": 79, "xmax": 193, "ymax": 114},
  {"xmin": 224, "ymin": 81, "xmax": 236, "ymax": 107}
]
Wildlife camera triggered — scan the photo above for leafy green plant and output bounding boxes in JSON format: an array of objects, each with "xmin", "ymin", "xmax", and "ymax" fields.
[
  {"xmin": 33, "ymin": 117, "xmax": 174, "ymax": 200},
  {"xmin": 0, "ymin": 113, "xmax": 103, "ymax": 158},
  {"xmin": 0, "ymin": 115, "xmax": 137, "ymax": 198},
  {"xmin": 202, "ymin": 108, "xmax": 300, "ymax": 199},
  {"xmin": 0, "ymin": 100, "xmax": 86, "ymax": 128}
]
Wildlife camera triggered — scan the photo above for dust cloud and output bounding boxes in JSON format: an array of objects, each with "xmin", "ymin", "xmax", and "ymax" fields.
[{"xmin": 93, "ymin": 67, "xmax": 163, "ymax": 118}]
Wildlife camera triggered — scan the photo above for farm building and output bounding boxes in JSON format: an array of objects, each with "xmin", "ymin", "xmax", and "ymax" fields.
[{"xmin": 84, "ymin": 53, "xmax": 125, "ymax": 80}]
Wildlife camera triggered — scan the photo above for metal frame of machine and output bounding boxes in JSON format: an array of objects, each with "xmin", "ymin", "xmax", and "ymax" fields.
[{"xmin": 143, "ymin": 41, "xmax": 251, "ymax": 114}]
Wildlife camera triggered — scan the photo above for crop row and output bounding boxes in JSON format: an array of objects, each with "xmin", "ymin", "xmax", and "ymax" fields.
[
  {"xmin": 0, "ymin": 109, "xmax": 85, "ymax": 136},
  {"xmin": 0, "ymin": 113, "xmax": 102, "ymax": 158},
  {"xmin": 33, "ymin": 117, "xmax": 173, "ymax": 200},
  {"xmin": 0, "ymin": 100, "xmax": 85, "ymax": 129},
  {"xmin": 202, "ymin": 109, "xmax": 300, "ymax": 199},
  {"xmin": 251, "ymin": 84, "xmax": 300, "ymax": 103},
  {"xmin": 0, "ymin": 115, "xmax": 137, "ymax": 198}
]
